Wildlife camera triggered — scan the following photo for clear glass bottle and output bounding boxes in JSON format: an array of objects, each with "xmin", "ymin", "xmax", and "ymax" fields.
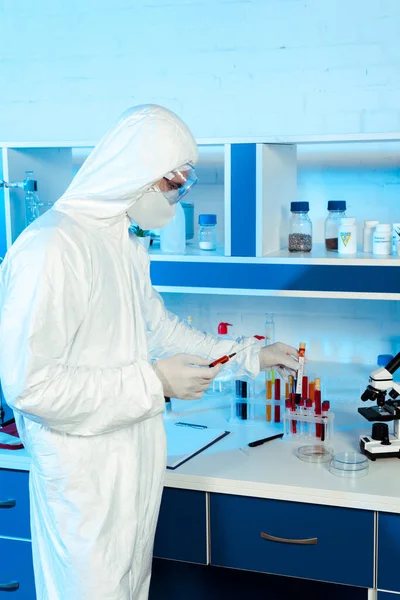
[
  {"xmin": 198, "ymin": 214, "xmax": 217, "ymax": 251},
  {"xmin": 181, "ymin": 200, "xmax": 194, "ymax": 241},
  {"xmin": 325, "ymin": 200, "xmax": 346, "ymax": 251},
  {"xmin": 288, "ymin": 202, "xmax": 312, "ymax": 252},
  {"xmin": 24, "ymin": 171, "xmax": 40, "ymax": 225}
]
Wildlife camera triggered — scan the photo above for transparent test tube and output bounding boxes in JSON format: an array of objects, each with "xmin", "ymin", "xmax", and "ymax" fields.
[{"xmin": 265, "ymin": 313, "xmax": 275, "ymax": 384}]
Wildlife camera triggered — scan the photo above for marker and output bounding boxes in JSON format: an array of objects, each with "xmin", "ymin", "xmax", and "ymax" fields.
[{"xmin": 248, "ymin": 433, "xmax": 284, "ymax": 448}]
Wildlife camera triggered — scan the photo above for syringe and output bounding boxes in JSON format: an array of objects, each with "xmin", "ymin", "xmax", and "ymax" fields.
[{"xmin": 209, "ymin": 344, "xmax": 254, "ymax": 368}]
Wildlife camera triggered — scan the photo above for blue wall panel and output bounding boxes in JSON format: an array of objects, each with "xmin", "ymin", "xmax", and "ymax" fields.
[{"xmin": 230, "ymin": 144, "xmax": 257, "ymax": 257}]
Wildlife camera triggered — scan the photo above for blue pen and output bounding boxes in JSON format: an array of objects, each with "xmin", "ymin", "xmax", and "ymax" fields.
[{"xmin": 175, "ymin": 422, "xmax": 207, "ymax": 430}]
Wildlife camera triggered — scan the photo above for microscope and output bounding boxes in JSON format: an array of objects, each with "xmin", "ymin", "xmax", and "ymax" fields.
[{"xmin": 359, "ymin": 352, "xmax": 400, "ymax": 460}]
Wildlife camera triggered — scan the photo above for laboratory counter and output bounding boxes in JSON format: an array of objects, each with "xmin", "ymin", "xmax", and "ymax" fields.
[
  {"xmin": 3, "ymin": 413, "xmax": 400, "ymax": 514},
  {"xmin": 2, "ymin": 362, "xmax": 400, "ymax": 598}
]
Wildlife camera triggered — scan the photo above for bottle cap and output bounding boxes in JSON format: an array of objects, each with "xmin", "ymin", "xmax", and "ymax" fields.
[
  {"xmin": 377, "ymin": 354, "xmax": 394, "ymax": 367},
  {"xmin": 364, "ymin": 220, "xmax": 379, "ymax": 227},
  {"xmin": 306, "ymin": 399, "xmax": 312, "ymax": 408},
  {"xmin": 218, "ymin": 322, "xmax": 232, "ymax": 335},
  {"xmin": 327, "ymin": 200, "xmax": 346, "ymax": 211},
  {"xmin": 290, "ymin": 201, "xmax": 309, "ymax": 212},
  {"xmin": 24, "ymin": 179, "xmax": 37, "ymax": 192},
  {"xmin": 339, "ymin": 217, "xmax": 356, "ymax": 225},
  {"xmin": 199, "ymin": 214, "xmax": 217, "ymax": 225},
  {"xmin": 299, "ymin": 342, "xmax": 306, "ymax": 350},
  {"xmin": 375, "ymin": 223, "xmax": 391, "ymax": 231},
  {"xmin": 322, "ymin": 401, "xmax": 330, "ymax": 411}
]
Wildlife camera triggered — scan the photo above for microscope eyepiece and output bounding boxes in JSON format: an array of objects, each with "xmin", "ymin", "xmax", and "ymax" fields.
[{"xmin": 361, "ymin": 385, "xmax": 387, "ymax": 406}]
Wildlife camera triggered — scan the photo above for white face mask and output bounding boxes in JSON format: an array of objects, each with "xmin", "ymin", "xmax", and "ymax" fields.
[{"xmin": 127, "ymin": 190, "xmax": 176, "ymax": 230}]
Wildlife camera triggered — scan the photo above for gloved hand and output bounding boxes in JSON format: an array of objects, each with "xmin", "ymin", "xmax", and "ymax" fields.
[
  {"xmin": 153, "ymin": 354, "xmax": 223, "ymax": 400},
  {"xmin": 259, "ymin": 342, "xmax": 300, "ymax": 378}
]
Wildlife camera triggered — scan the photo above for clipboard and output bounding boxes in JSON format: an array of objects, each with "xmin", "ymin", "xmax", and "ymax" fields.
[{"xmin": 165, "ymin": 421, "xmax": 230, "ymax": 470}]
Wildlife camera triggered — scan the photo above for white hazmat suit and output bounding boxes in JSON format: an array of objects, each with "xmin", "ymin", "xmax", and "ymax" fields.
[{"xmin": 0, "ymin": 105, "xmax": 263, "ymax": 600}]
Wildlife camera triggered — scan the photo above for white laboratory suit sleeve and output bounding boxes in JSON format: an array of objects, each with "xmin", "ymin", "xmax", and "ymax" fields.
[
  {"xmin": 137, "ymin": 247, "xmax": 260, "ymax": 379},
  {"xmin": 0, "ymin": 233, "xmax": 164, "ymax": 436}
]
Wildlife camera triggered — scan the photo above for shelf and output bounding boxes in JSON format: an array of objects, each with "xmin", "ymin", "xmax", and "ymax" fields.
[
  {"xmin": 2, "ymin": 132, "xmax": 400, "ymax": 148},
  {"xmin": 263, "ymin": 244, "xmax": 400, "ymax": 266},
  {"xmin": 148, "ymin": 243, "xmax": 226, "ymax": 260},
  {"xmin": 149, "ymin": 243, "xmax": 400, "ymax": 267}
]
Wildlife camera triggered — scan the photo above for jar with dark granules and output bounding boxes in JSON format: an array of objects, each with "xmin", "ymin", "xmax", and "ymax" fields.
[{"xmin": 288, "ymin": 202, "xmax": 312, "ymax": 253}]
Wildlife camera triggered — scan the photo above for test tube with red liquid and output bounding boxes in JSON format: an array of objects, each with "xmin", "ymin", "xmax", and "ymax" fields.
[{"xmin": 314, "ymin": 378, "xmax": 322, "ymax": 438}]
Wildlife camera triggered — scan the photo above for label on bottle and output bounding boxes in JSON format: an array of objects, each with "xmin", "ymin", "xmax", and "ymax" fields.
[
  {"xmin": 373, "ymin": 232, "xmax": 391, "ymax": 256},
  {"xmin": 338, "ymin": 226, "xmax": 357, "ymax": 254}
]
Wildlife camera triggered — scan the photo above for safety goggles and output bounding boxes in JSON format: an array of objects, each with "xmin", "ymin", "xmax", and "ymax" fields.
[{"xmin": 155, "ymin": 163, "xmax": 198, "ymax": 205}]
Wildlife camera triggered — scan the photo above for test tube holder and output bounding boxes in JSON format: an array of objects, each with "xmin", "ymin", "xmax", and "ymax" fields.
[{"xmin": 284, "ymin": 411, "xmax": 334, "ymax": 441}]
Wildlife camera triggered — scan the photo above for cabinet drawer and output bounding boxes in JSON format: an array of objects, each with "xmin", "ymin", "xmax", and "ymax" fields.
[
  {"xmin": 210, "ymin": 494, "xmax": 374, "ymax": 587},
  {"xmin": 378, "ymin": 512, "xmax": 400, "ymax": 592},
  {"xmin": 0, "ymin": 470, "xmax": 30, "ymax": 540},
  {"xmin": 154, "ymin": 488, "xmax": 207, "ymax": 564},
  {"xmin": 0, "ymin": 538, "xmax": 35, "ymax": 599}
]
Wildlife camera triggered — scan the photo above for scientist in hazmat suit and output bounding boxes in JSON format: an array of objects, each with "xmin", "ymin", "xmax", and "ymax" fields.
[{"xmin": 0, "ymin": 105, "xmax": 299, "ymax": 600}]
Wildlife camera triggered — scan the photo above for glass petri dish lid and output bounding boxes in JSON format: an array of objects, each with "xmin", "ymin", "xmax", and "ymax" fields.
[
  {"xmin": 296, "ymin": 444, "xmax": 334, "ymax": 464},
  {"xmin": 329, "ymin": 452, "xmax": 369, "ymax": 478}
]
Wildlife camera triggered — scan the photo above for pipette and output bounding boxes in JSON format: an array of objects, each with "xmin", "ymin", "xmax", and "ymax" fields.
[{"xmin": 209, "ymin": 344, "xmax": 254, "ymax": 368}]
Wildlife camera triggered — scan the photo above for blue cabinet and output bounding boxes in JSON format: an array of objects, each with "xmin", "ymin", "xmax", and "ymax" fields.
[
  {"xmin": 0, "ymin": 538, "xmax": 35, "ymax": 599},
  {"xmin": 153, "ymin": 488, "xmax": 207, "ymax": 564},
  {"xmin": 210, "ymin": 493, "xmax": 374, "ymax": 587},
  {"xmin": 378, "ymin": 594, "xmax": 399, "ymax": 599},
  {"xmin": 378, "ymin": 513, "xmax": 400, "ymax": 592},
  {"xmin": 0, "ymin": 469, "xmax": 30, "ymax": 540}
]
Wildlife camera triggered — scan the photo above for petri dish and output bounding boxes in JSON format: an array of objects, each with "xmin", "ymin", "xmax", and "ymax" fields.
[
  {"xmin": 296, "ymin": 444, "xmax": 334, "ymax": 464},
  {"xmin": 329, "ymin": 452, "xmax": 369, "ymax": 478}
]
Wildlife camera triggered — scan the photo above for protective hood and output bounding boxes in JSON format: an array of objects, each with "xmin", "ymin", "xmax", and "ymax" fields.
[{"xmin": 55, "ymin": 104, "xmax": 199, "ymax": 220}]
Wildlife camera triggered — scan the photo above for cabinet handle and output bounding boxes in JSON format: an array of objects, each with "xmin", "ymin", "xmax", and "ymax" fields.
[
  {"xmin": 0, "ymin": 581, "xmax": 19, "ymax": 591},
  {"xmin": 261, "ymin": 531, "xmax": 318, "ymax": 545},
  {"xmin": 0, "ymin": 499, "xmax": 16, "ymax": 509}
]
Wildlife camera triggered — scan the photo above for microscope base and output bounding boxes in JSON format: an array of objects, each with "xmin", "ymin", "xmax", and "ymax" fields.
[{"xmin": 360, "ymin": 435, "xmax": 400, "ymax": 461}]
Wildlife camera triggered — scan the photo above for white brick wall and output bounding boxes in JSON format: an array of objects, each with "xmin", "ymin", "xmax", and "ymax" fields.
[{"xmin": 0, "ymin": 0, "xmax": 399, "ymax": 141}]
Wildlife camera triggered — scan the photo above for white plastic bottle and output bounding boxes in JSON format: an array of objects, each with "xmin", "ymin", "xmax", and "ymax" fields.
[
  {"xmin": 392, "ymin": 223, "xmax": 400, "ymax": 254},
  {"xmin": 338, "ymin": 217, "xmax": 357, "ymax": 255},
  {"xmin": 373, "ymin": 224, "xmax": 392, "ymax": 256},
  {"xmin": 363, "ymin": 220, "xmax": 379, "ymax": 253},
  {"xmin": 160, "ymin": 202, "xmax": 186, "ymax": 254}
]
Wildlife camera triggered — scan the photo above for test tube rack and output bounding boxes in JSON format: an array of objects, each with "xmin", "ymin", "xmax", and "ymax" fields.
[
  {"xmin": 284, "ymin": 409, "xmax": 334, "ymax": 441},
  {"xmin": 265, "ymin": 399, "xmax": 284, "ymax": 424}
]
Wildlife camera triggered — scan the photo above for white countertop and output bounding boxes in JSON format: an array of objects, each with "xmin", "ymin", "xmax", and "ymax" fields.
[{"xmin": 2, "ymin": 363, "xmax": 400, "ymax": 514}]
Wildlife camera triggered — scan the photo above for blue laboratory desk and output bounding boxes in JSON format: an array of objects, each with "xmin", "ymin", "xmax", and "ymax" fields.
[{"xmin": 2, "ymin": 377, "xmax": 400, "ymax": 599}]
